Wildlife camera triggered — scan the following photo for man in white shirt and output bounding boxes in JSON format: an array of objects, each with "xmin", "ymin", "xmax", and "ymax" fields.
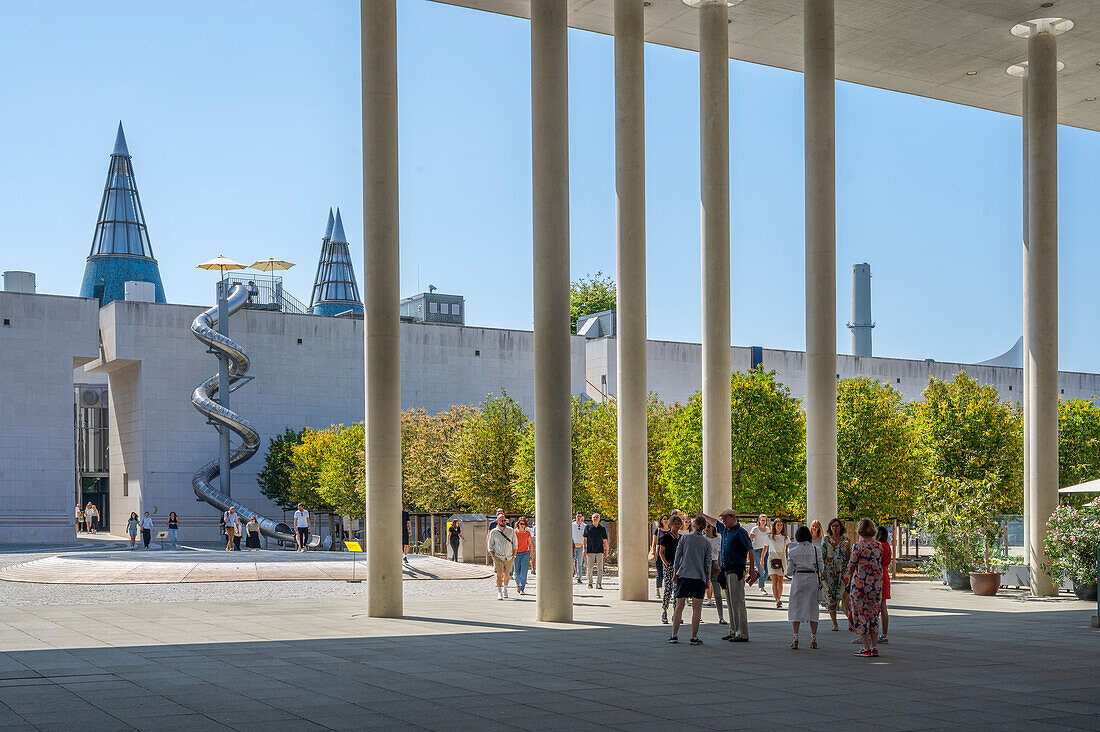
[
  {"xmin": 487, "ymin": 514, "xmax": 517, "ymax": 600},
  {"xmin": 293, "ymin": 503, "xmax": 310, "ymax": 552},
  {"xmin": 571, "ymin": 512, "xmax": 586, "ymax": 584},
  {"xmin": 223, "ymin": 507, "xmax": 239, "ymax": 552},
  {"xmin": 748, "ymin": 514, "xmax": 769, "ymax": 594}
]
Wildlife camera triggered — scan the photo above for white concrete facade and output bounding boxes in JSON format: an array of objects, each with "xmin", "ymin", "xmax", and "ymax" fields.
[
  {"xmin": 0, "ymin": 293, "xmax": 99, "ymax": 545},
  {"xmin": 77, "ymin": 300, "xmax": 586, "ymax": 543},
  {"xmin": 585, "ymin": 336, "xmax": 1100, "ymax": 407}
]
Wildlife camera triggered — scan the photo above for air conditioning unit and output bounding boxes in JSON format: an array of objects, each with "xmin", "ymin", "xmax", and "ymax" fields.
[{"xmin": 80, "ymin": 388, "xmax": 107, "ymax": 407}]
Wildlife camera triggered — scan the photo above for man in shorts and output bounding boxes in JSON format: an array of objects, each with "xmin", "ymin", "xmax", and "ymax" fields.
[
  {"xmin": 668, "ymin": 515, "xmax": 715, "ymax": 646},
  {"xmin": 487, "ymin": 513, "xmax": 517, "ymax": 600}
]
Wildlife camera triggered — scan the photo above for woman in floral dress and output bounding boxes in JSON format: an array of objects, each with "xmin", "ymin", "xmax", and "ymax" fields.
[
  {"xmin": 820, "ymin": 518, "xmax": 850, "ymax": 632},
  {"xmin": 847, "ymin": 518, "xmax": 884, "ymax": 657}
]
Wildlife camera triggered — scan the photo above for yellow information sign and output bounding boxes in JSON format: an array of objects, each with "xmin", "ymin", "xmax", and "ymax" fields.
[{"xmin": 344, "ymin": 541, "xmax": 363, "ymax": 553}]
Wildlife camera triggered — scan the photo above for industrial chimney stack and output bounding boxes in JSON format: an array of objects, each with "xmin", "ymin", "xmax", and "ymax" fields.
[{"xmin": 847, "ymin": 263, "xmax": 874, "ymax": 357}]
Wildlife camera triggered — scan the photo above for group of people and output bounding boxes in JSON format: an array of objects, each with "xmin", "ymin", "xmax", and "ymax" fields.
[
  {"xmin": 486, "ymin": 509, "xmax": 536, "ymax": 599},
  {"xmin": 123, "ymin": 511, "xmax": 179, "ymax": 549},
  {"xmin": 75, "ymin": 502, "xmax": 101, "ymax": 533},
  {"xmin": 653, "ymin": 509, "xmax": 891, "ymax": 655},
  {"xmin": 221, "ymin": 506, "xmax": 265, "ymax": 552}
]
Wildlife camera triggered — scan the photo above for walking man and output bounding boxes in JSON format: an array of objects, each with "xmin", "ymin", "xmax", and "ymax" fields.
[
  {"xmin": 705, "ymin": 509, "xmax": 754, "ymax": 642},
  {"xmin": 749, "ymin": 514, "xmax": 770, "ymax": 594},
  {"xmin": 583, "ymin": 513, "xmax": 609, "ymax": 589},
  {"xmin": 487, "ymin": 513, "xmax": 517, "ymax": 600},
  {"xmin": 293, "ymin": 503, "xmax": 310, "ymax": 552},
  {"xmin": 571, "ymin": 512, "xmax": 586, "ymax": 583},
  {"xmin": 223, "ymin": 507, "xmax": 238, "ymax": 551},
  {"xmin": 668, "ymin": 516, "xmax": 714, "ymax": 645},
  {"xmin": 141, "ymin": 511, "xmax": 154, "ymax": 549}
]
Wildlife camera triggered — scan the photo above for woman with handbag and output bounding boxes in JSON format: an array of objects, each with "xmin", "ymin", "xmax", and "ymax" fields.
[
  {"xmin": 786, "ymin": 525, "xmax": 824, "ymax": 649},
  {"xmin": 761, "ymin": 518, "xmax": 789, "ymax": 609},
  {"xmin": 820, "ymin": 518, "xmax": 850, "ymax": 632}
]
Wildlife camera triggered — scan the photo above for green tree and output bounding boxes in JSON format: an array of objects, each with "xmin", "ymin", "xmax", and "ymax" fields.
[
  {"xmin": 1059, "ymin": 398, "xmax": 1100, "ymax": 493},
  {"xmin": 837, "ymin": 377, "xmax": 927, "ymax": 519},
  {"xmin": 316, "ymin": 423, "xmax": 365, "ymax": 517},
  {"xmin": 287, "ymin": 427, "xmax": 334, "ymax": 510},
  {"xmin": 647, "ymin": 394, "xmax": 674, "ymax": 520},
  {"xmin": 257, "ymin": 428, "xmax": 304, "ymax": 510},
  {"xmin": 659, "ymin": 370, "xmax": 805, "ymax": 515},
  {"xmin": 402, "ymin": 405, "xmax": 475, "ymax": 511},
  {"xmin": 915, "ymin": 372, "xmax": 1023, "ymax": 513},
  {"xmin": 570, "ymin": 272, "xmax": 616, "ymax": 334},
  {"xmin": 451, "ymin": 390, "xmax": 528, "ymax": 511}
]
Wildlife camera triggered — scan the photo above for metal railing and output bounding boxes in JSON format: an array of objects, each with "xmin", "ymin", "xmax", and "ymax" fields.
[{"xmin": 226, "ymin": 276, "xmax": 308, "ymax": 315}]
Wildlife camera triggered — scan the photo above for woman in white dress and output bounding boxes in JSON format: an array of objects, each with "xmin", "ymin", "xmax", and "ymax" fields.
[
  {"xmin": 787, "ymin": 525, "xmax": 823, "ymax": 649},
  {"xmin": 761, "ymin": 518, "xmax": 789, "ymax": 609}
]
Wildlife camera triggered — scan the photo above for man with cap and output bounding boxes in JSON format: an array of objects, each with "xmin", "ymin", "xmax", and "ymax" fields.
[{"xmin": 704, "ymin": 509, "xmax": 754, "ymax": 642}]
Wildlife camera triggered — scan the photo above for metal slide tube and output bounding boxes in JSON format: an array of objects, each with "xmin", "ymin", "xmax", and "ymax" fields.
[{"xmin": 190, "ymin": 284, "xmax": 295, "ymax": 544}]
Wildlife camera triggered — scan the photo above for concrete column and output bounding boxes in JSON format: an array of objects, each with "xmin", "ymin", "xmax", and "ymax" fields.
[
  {"xmin": 615, "ymin": 0, "xmax": 648, "ymax": 602},
  {"xmin": 699, "ymin": 0, "xmax": 732, "ymax": 517},
  {"xmin": 217, "ymin": 285, "xmax": 231, "ymax": 497},
  {"xmin": 1021, "ymin": 73, "xmax": 1031, "ymax": 565},
  {"xmin": 804, "ymin": 0, "xmax": 837, "ymax": 527},
  {"xmin": 1015, "ymin": 17, "xmax": 1073, "ymax": 597},
  {"xmin": 361, "ymin": 0, "xmax": 402, "ymax": 617},
  {"xmin": 532, "ymin": 0, "xmax": 572, "ymax": 622}
]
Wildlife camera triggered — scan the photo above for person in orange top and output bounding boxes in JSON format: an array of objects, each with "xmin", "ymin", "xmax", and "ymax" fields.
[
  {"xmin": 513, "ymin": 517, "xmax": 535, "ymax": 595},
  {"xmin": 876, "ymin": 524, "xmax": 892, "ymax": 644}
]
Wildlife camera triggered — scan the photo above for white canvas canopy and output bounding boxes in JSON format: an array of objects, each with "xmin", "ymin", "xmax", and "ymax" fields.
[{"xmin": 1059, "ymin": 479, "xmax": 1100, "ymax": 495}]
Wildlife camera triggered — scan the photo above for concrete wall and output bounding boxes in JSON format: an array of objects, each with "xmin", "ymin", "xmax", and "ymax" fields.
[
  {"xmin": 88, "ymin": 302, "xmax": 587, "ymax": 541},
  {"xmin": 587, "ymin": 336, "xmax": 1100, "ymax": 407},
  {"xmin": 0, "ymin": 293, "xmax": 99, "ymax": 545}
]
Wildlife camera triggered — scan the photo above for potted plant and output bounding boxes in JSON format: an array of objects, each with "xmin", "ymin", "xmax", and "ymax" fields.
[
  {"xmin": 915, "ymin": 477, "xmax": 985, "ymax": 590},
  {"xmin": 1044, "ymin": 497, "xmax": 1100, "ymax": 601},
  {"xmin": 963, "ymin": 479, "xmax": 1006, "ymax": 596}
]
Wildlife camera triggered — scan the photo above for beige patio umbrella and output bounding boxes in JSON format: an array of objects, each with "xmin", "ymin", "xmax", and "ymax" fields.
[
  {"xmin": 250, "ymin": 258, "xmax": 295, "ymax": 306},
  {"xmin": 196, "ymin": 255, "xmax": 247, "ymax": 282}
]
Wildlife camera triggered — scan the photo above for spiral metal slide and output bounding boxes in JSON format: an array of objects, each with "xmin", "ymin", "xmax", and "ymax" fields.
[{"xmin": 190, "ymin": 283, "xmax": 297, "ymax": 544}]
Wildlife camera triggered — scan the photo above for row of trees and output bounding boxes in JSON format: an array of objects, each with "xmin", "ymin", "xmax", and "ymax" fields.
[{"xmin": 256, "ymin": 370, "xmax": 1100, "ymax": 522}]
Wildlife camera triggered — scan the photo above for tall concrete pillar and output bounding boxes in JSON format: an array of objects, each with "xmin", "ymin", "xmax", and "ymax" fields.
[
  {"xmin": 1022, "ymin": 73, "xmax": 1032, "ymax": 567},
  {"xmin": 1013, "ymin": 17, "xmax": 1073, "ymax": 597},
  {"xmin": 361, "ymin": 0, "xmax": 402, "ymax": 617},
  {"xmin": 614, "ymin": 0, "xmax": 649, "ymax": 602},
  {"xmin": 532, "ymin": 0, "xmax": 573, "ymax": 622},
  {"xmin": 698, "ymin": 0, "xmax": 732, "ymax": 516},
  {"xmin": 804, "ymin": 0, "xmax": 837, "ymax": 527},
  {"xmin": 1007, "ymin": 65, "xmax": 1031, "ymax": 565}
]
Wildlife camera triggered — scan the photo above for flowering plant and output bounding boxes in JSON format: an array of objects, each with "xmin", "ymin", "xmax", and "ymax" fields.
[{"xmin": 1044, "ymin": 497, "xmax": 1100, "ymax": 586}]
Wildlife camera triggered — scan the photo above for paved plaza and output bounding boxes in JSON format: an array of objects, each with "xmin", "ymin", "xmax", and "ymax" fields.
[{"xmin": 0, "ymin": 546, "xmax": 1097, "ymax": 731}]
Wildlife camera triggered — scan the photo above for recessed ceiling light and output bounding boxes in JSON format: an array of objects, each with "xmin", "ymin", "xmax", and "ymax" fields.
[
  {"xmin": 966, "ymin": 71, "xmax": 978, "ymax": 75},
  {"xmin": 1087, "ymin": 97, "xmax": 1097, "ymax": 102},
  {"xmin": 1040, "ymin": 2, "xmax": 1055, "ymax": 7},
  {"xmin": 643, "ymin": 1, "xmax": 651, "ymax": 6}
]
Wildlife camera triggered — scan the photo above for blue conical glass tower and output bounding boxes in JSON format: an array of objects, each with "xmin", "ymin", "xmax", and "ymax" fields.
[
  {"xmin": 79, "ymin": 122, "xmax": 167, "ymax": 306},
  {"xmin": 309, "ymin": 208, "xmax": 363, "ymax": 316}
]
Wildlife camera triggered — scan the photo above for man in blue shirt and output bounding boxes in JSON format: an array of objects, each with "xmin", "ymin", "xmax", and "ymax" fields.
[{"xmin": 705, "ymin": 509, "xmax": 754, "ymax": 642}]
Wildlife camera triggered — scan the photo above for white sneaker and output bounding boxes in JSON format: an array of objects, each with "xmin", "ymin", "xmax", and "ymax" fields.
[
  {"xmin": 502, "ymin": 587, "xmax": 509, "ymax": 599},
  {"xmin": 497, "ymin": 588, "xmax": 503, "ymax": 600}
]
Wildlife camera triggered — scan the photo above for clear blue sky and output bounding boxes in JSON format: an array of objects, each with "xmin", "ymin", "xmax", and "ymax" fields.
[{"xmin": 3, "ymin": 1, "xmax": 1099, "ymax": 372}]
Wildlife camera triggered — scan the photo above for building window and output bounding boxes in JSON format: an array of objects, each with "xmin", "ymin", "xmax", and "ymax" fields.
[
  {"xmin": 474, "ymin": 350, "xmax": 480, "ymax": 357},
  {"xmin": 123, "ymin": 473, "xmax": 129, "ymax": 497},
  {"xmin": 896, "ymin": 378, "xmax": 901, "ymax": 384},
  {"xmin": 441, "ymin": 303, "xmax": 450, "ymax": 315},
  {"xmin": 453, "ymin": 304, "xmax": 461, "ymax": 317},
  {"xmin": 430, "ymin": 302, "xmax": 438, "ymax": 314}
]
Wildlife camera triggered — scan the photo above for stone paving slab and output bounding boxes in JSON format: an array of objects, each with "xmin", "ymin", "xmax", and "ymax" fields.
[
  {"xmin": 0, "ymin": 552, "xmax": 492, "ymax": 584},
  {"xmin": 0, "ymin": 578, "xmax": 1096, "ymax": 729}
]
